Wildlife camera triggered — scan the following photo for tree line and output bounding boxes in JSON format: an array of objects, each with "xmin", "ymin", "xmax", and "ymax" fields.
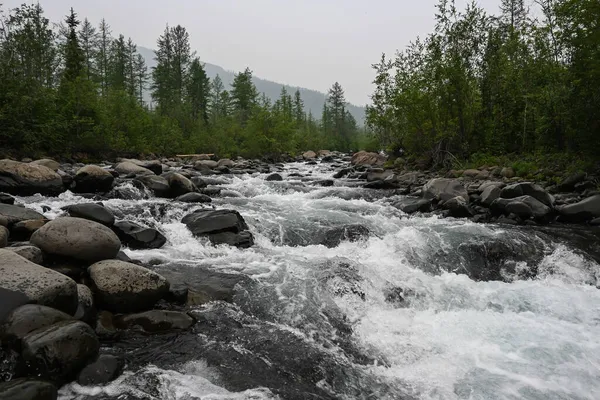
[
  {"xmin": 367, "ymin": 0, "xmax": 600, "ymax": 168},
  {"xmin": 0, "ymin": 4, "xmax": 367, "ymax": 159}
]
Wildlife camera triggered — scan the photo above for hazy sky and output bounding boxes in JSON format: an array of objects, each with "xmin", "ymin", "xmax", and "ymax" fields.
[{"xmin": 4, "ymin": 0, "xmax": 502, "ymax": 105}]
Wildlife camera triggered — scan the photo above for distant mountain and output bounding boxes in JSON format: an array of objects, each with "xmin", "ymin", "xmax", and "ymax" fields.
[{"xmin": 138, "ymin": 47, "xmax": 366, "ymax": 125}]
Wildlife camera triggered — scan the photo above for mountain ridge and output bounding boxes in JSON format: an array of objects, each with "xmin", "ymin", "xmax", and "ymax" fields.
[{"xmin": 137, "ymin": 46, "xmax": 366, "ymax": 125}]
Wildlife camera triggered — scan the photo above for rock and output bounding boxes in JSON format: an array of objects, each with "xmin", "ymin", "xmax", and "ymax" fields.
[
  {"xmin": 557, "ymin": 172, "xmax": 586, "ymax": 192},
  {"xmin": 317, "ymin": 150, "xmax": 331, "ymax": 157},
  {"xmin": 314, "ymin": 179, "xmax": 335, "ymax": 187},
  {"xmin": 333, "ymin": 168, "xmax": 353, "ymax": 179},
  {"xmin": 11, "ymin": 219, "xmax": 47, "ymax": 241},
  {"xmin": 480, "ymin": 185, "xmax": 502, "ymax": 206},
  {"xmin": 492, "ymin": 195, "xmax": 551, "ymax": 219},
  {"xmin": 175, "ymin": 192, "xmax": 212, "ymax": 203},
  {"xmin": 0, "ymin": 192, "xmax": 15, "ymax": 204},
  {"xmin": 208, "ymin": 231, "xmax": 254, "ymax": 248},
  {"xmin": 88, "ymin": 260, "xmax": 170, "ymax": 313},
  {"xmin": 392, "ymin": 198, "xmax": 432, "ymax": 214},
  {"xmin": 166, "ymin": 173, "xmax": 196, "ymax": 198},
  {"xmin": 0, "ymin": 225, "xmax": 7, "ymax": 247},
  {"xmin": 0, "ymin": 305, "xmax": 72, "ymax": 345},
  {"xmin": 94, "ymin": 311, "xmax": 118, "ymax": 340},
  {"xmin": 442, "ymin": 196, "xmax": 473, "ymax": 218},
  {"xmin": 135, "ymin": 175, "xmax": 170, "ymax": 197},
  {"xmin": 31, "ymin": 217, "xmax": 121, "ymax": 262},
  {"xmin": 21, "ymin": 320, "xmax": 99, "ymax": 383},
  {"xmin": 77, "ymin": 354, "xmax": 124, "ymax": 386},
  {"xmin": 114, "ymin": 161, "xmax": 153, "ymax": 176},
  {"xmin": 0, "ymin": 379, "xmax": 57, "ymax": 400},
  {"xmin": 0, "ymin": 204, "xmax": 45, "ymax": 226},
  {"xmin": 302, "ymin": 151, "xmax": 317, "ymax": 160},
  {"xmin": 500, "ymin": 182, "xmax": 555, "ymax": 207},
  {"xmin": 557, "ymin": 195, "xmax": 600, "ymax": 222},
  {"xmin": 462, "ymin": 169, "xmax": 480, "ymax": 178},
  {"xmin": 194, "ymin": 160, "xmax": 218, "ymax": 170},
  {"xmin": 217, "ymin": 159, "xmax": 234, "ymax": 168},
  {"xmin": 63, "ymin": 203, "xmax": 115, "ymax": 226},
  {"xmin": 320, "ymin": 225, "xmax": 370, "ymax": 248},
  {"xmin": 266, "ymin": 173, "xmax": 283, "ymax": 181},
  {"xmin": 351, "ymin": 151, "xmax": 387, "ymax": 166},
  {"xmin": 364, "ymin": 180, "xmax": 398, "ymax": 189},
  {"xmin": 115, "ymin": 310, "xmax": 194, "ymax": 333},
  {"xmin": 31, "ymin": 159, "xmax": 60, "ymax": 172},
  {"xmin": 423, "ymin": 178, "xmax": 469, "ymax": 203},
  {"xmin": 112, "ymin": 220, "xmax": 166, "ymax": 250},
  {"xmin": 505, "ymin": 201, "xmax": 534, "ymax": 219},
  {"xmin": 190, "ymin": 176, "xmax": 207, "ymax": 188},
  {"xmin": 0, "ymin": 250, "xmax": 78, "ymax": 315},
  {"xmin": 0, "ymin": 160, "xmax": 64, "ymax": 196},
  {"xmin": 74, "ymin": 284, "xmax": 94, "ymax": 323},
  {"xmin": 72, "ymin": 165, "xmax": 114, "ymax": 193},
  {"xmin": 367, "ymin": 169, "xmax": 394, "ymax": 182},
  {"xmin": 166, "ymin": 282, "xmax": 189, "ymax": 304},
  {"xmin": 6, "ymin": 246, "xmax": 43, "ymax": 264},
  {"xmin": 121, "ymin": 159, "xmax": 162, "ymax": 175},
  {"xmin": 501, "ymin": 167, "xmax": 515, "ymax": 179},
  {"xmin": 0, "ymin": 288, "xmax": 30, "ymax": 325},
  {"xmin": 183, "ymin": 209, "xmax": 248, "ymax": 237}
]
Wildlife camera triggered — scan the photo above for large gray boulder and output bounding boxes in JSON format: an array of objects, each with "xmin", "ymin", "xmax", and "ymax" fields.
[
  {"xmin": 166, "ymin": 172, "xmax": 196, "ymax": 197},
  {"xmin": 558, "ymin": 195, "xmax": 600, "ymax": 222},
  {"xmin": 5, "ymin": 245, "xmax": 43, "ymax": 264},
  {"xmin": 0, "ymin": 204, "xmax": 45, "ymax": 226},
  {"xmin": 302, "ymin": 151, "xmax": 317, "ymax": 160},
  {"xmin": 121, "ymin": 159, "xmax": 162, "ymax": 175},
  {"xmin": 31, "ymin": 159, "xmax": 60, "ymax": 172},
  {"xmin": 182, "ymin": 209, "xmax": 254, "ymax": 249},
  {"xmin": 0, "ymin": 379, "xmax": 57, "ymax": 400},
  {"xmin": 63, "ymin": 203, "xmax": 115, "ymax": 226},
  {"xmin": 351, "ymin": 151, "xmax": 387, "ymax": 166},
  {"xmin": 112, "ymin": 220, "xmax": 166, "ymax": 249},
  {"xmin": 135, "ymin": 174, "xmax": 170, "ymax": 197},
  {"xmin": 77, "ymin": 354, "xmax": 124, "ymax": 386},
  {"xmin": 31, "ymin": 217, "xmax": 121, "ymax": 262},
  {"xmin": 73, "ymin": 165, "xmax": 115, "ymax": 193},
  {"xmin": 0, "ymin": 304, "xmax": 72, "ymax": 344},
  {"xmin": 500, "ymin": 182, "xmax": 554, "ymax": 207},
  {"xmin": 21, "ymin": 320, "xmax": 99, "ymax": 383},
  {"xmin": 0, "ymin": 250, "xmax": 78, "ymax": 315},
  {"xmin": 0, "ymin": 225, "xmax": 7, "ymax": 248},
  {"xmin": 423, "ymin": 178, "xmax": 469, "ymax": 203},
  {"xmin": 491, "ymin": 195, "xmax": 551, "ymax": 219},
  {"xmin": 114, "ymin": 161, "xmax": 153, "ymax": 176},
  {"xmin": 88, "ymin": 260, "xmax": 170, "ymax": 313},
  {"xmin": 480, "ymin": 185, "xmax": 502, "ymax": 206},
  {"xmin": 0, "ymin": 159, "xmax": 64, "ymax": 196}
]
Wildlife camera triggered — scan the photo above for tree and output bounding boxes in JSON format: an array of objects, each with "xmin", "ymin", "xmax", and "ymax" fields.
[
  {"xmin": 79, "ymin": 18, "xmax": 98, "ymax": 80},
  {"xmin": 231, "ymin": 67, "xmax": 258, "ymax": 125},
  {"xmin": 108, "ymin": 34, "xmax": 127, "ymax": 91},
  {"xmin": 61, "ymin": 8, "xmax": 85, "ymax": 83},
  {"xmin": 186, "ymin": 58, "xmax": 210, "ymax": 124},
  {"xmin": 293, "ymin": 89, "xmax": 305, "ymax": 127}
]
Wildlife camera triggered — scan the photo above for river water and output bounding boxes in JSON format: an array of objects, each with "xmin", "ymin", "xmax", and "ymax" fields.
[{"xmin": 17, "ymin": 161, "xmax": 600, "ymax": 399}]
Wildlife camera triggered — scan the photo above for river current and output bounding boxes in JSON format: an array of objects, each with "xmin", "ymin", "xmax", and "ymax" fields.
[{"xmin": 16, "ymin": 160, "xmax": 600, "ymax": 399}]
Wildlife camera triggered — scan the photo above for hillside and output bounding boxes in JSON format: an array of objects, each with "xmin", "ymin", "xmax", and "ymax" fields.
[{"xmin": 138, "ymin": 46, "xmax": 366, "ymax": 125}]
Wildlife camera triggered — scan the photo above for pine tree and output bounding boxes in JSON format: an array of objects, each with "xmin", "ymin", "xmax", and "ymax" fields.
[
  {"xmin": 108, "ymin": 34, "xmax": 127, "ymax": 91},
  {"xmin": 62, "ymin": 8, "xmax": 84, "ymax": 83},
  {"xmin": 96, "ymin": 19, "xmax": 111, "ymax": 96},
  {"xmin": 187, "ymin": 58, "xmax": 210, "ymax": 124},
  {"xmin": 133, "ymin": 53, "xmax": 147, "ymax": 105},
  {"xmin": 231, "ymin": 67, "xmax": 258, "ymax": 125},
  {"xmin": 293, "ymin": 89, "xmax": 305, "ymax": 127},
  {"xmin": 209, "ymin": 74, "xmax": 225, "ymax": 124},
  {"xmin": 79, "ymin": 18, "xmax": 98, "ymax": 81}
]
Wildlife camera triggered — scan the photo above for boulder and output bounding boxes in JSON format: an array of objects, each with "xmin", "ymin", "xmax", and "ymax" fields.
[
  {"xmin": 112, "ymin": 220, "xmax": 167, "ymax": 250},
  {"xmin": 217, "ymin": 159, "xmax": 235, "ymax": 168},
  {"xmin": 557, "ymin": 195, "xmax": 600, "ymax": 222},
  {"xmin": 0, "ymin": 225, "xmax": 7, "ymax": 247},
  {"xmin": 392, "ymin": 198, "xmax": 432, "ymax": 214},
  {"xmin": 63, "ymin": 203, "xmax": 115, "ymax": 226},
  {"xmin": 501, "ymin": 182, "xmax": 554, "ymax": 207},
  {"xmin": 0, "ymin": 160, "xmax": 64, "ymax": 196},
  {"xmin": 95, "ymin": 311, "xmax": 118, "ymax": 340},
  {"xmin": 77, "ymin": 354, "xmax": 124, "ymax": 386},
  {"xmin": 5, "ymin": 246, "xmax": 43, "ymax": 264},
  {"xmin": 208, "ymin": 231, "xmax": 255, "ymax": 248},
  {"xmin": 317, "ymin": 150, "xmax": 331, "ymax": 157},
  {"xmin": 0, "ymin": 304, "xmax": 72, "ymax": 345},
  {"xmin": 166, "ymin": 173, "xmax": 196, "ymax": 197},
  {"xmin": 114, "ymin": 310, "xmax": 194, "ymax": 333},
  {"xmin": 320, "ymin": 225, "xmax": 370, "ymax": 248},
  {"xmin": 302, "ymin": 151, "xmax": 317, "ymax": 160},
  {"xmin": 182, "ymin": 209, "xmax": 254, "ymax": 249},
  {"xmin": 480, "ymin": 185, "xmax": 502, "ymax": 206},
  {"xmin": 175, "ymin": 192, "xmax": 212, "ymax": 203},
  {"xmin": 315, "ymin": 179, "xmax": 335, "ymax": 187},
  {"xmin": 0, "ymin": 250, "xmax": 78, "ymax": 315},
  {"xmin": 31, "ymin": 159, "xmax": 60, "ymax": 172},
  {"xmin": 501, "ymin": 167, "xmax": 515, "ymax": 179},
  {"xmin": 135, "ymin": 175, "xmax": 170, "ymax": 197},
  {"xmin": 73, "ymin": 165, "xmax": 115, "ymax": 193},
  {"xmin": 0, "ymin": 288, "xmax": 30, "ymax": 326},
  {"xmin": 31, "ymin": 217, "xmax": 121, "ymax": 262},
  {"xmin": 367, "ymin": 169, "xmax": 394, "ymax": 182},
  {"xmin": 10, "ymin": 219, "xmax": 47, "ymax": 241},
  {"xmin": 0, "ymin": 192, "xmax": 15, "ymax": 205},
  {"xmin": 74, "ymin": 284, "xmax": 94, "ymax": 323},
  {"xmin": 351, "ymin": 151, "xmax": 387, "ymax": 166},
  {"xmin": 462, "ymin": 169, "xmax": 480, "ymax": 178},
  {"xmin": 88, "ymin": 260, "xmax": 170, "ymax": 313},
  {"xmin": 21, "ymin": 320, "xmax": 99, "ymax": 383},
  {"xmin": 442, "ymin": 196, "xmax": 473, "ymax": 218},
  {"xmin": 114, "ymin": 161, "xmax": 153, "ymax": 176},
  {"xmin": 506, "ymin": 201, "xmax": 534, "ymax": 219},
  {"xmin": 120, "ymin": 159, "xmax": 162, "ymax": 175},
  {"xmin": 0, "ymin": 204, "xmax": 45, "ymax": 226},
  {"xmin": 491, "ymin": 195, "xmax": 551, "ymax": 219},
  {"xmin": 194, "ymin": 160, "xmax": 218, "ymax": 170},
  {"xmin": 266, "ymin": 173, "xmax": 283, "ymax": 182},
  {"xmin": 333, "ymin": 168, "xmax": 353, "ymax": 179},
  {"xmin": 0, "ymin": 379, "xmax": 57, "ymax": 400},
  {"xmin": 423, "ymin": 178, "xmax": 469, "ymax": 203},
  {"xmin": 557, "ymin": 172, "xmax": 587, "ymax": 192}
]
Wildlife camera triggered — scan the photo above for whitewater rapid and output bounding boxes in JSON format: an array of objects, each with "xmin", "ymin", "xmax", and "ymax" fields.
[{"xmin": 18, "ymin": 161, "xmax": 600, "ymax": 400}]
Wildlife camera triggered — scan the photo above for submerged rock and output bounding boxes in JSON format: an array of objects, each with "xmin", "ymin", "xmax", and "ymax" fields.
[
  {"xmin": 393, "ymin": 197, "xmax": 432, "ymax": 214},
  {"xmin": 320, "ymin": 225, "xmax": 371, "ymax": 248},
  {"xmin": 77, "ymin": 354, "xmax": 124, "ymax": 386},
  {"xmin": 115, "ymin": 310, "xmax": 194, "ymax": 333}
]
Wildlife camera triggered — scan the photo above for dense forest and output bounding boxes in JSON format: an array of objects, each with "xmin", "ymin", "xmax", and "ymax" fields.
[
  {"xmin": 0, "ymin": 4, "xmax": 368, "ymax": 159},
  {"xmin": 367, "ymin": 0, "xmax": 600, "ymax": 170}
]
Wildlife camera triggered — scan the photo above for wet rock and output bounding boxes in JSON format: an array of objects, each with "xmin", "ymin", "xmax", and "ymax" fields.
[
  {"xmin": 166, "ymin": 172, "xmax": 196, "ymax": 197},
  {"xmin": 500, "ymin": 167, "xmax": 515, "ymax": 178},
  {"xmin": 506, "ymin": 201, "xmax": 533, "ymax": 219},
  {"xmin": 0, "ymin": 379, "xmax": 57, "ymax": 400},
  {"xmin": 5, "ymin": 246, "xmax": 43, "ymax": 264},
  {"xmin": 112, "ymin": 220, "xmax": 166, "ymax": 250},
  {"xmin": 0, "ymin": 305, "xmax": 72, "ymax": 345},
  {"xmin": 500, "ymin": 182, "xmax": 554, "ymax": 207},
  {"xmin": 351, "ymin": 151, "xmax": 387, "ymax": 166},
  {"xmin": 217, "ymin": 158, "xmax": 235, "ymax": 168},
  {"xmin": 0, "ymin": 288, "xmax": 30, "ymax": 325},
  {"xmin": 166, "ymin": 282, "xmax": 189, "ymax": 304},
  {"xmin": 0, "ymin": 192, "xmax": 15, "ymax": 204},
  {"xmin": 63, "ymin": 203, "xmax": 115, "ymax": 226},
  {"xmin": 95, "ymin": 311, "xmax": 119, "ymax": 340},
  {"xmin": 364, "ymin": 179, "xmax": 397, "ymax": 190},
  {"xmin": 121, "ymin": 159, "xmax": 162, "ymax": 175},
  {"xmin": 392, "ymin": 197, "xmax": 432, "ymax": 214},
  {"xmin": 320, "ymin": 225, "xmax": 371, "ymax": 248},
  {"xmin": 29, "ymin": 159, "xmax": 59, "ymax": 172},
  {"xmin": 114, "ymin": 161, "xmax": 154, "ymax": 176},
  {"xmin": 20, "ymin": 320, "xmax": 99, "ymax": 384},
  {"xmin": 183, "ymin": 209, "xmax": 250, "ymax": 237},
  {"xmin": 0, "ymin": 160, "xmax": 64, "ymax": 196},
  {"xmin": 302, "ymin": 151, "xmax": 317, "ymax": 160},
  {"xmin": 72, "ymin": 165, "xmax": 115, "ymax": 193},
  {"xmin": 557, "ymin": 172, "xmax": 586, "ymax": 192},
  {"xmin": 557, "ymin": 195, "xmax": 600, "ymax": 223},
  {"xmin": 10, "ymin": 219, "xmax": 47, "ymax": 241},
  {"xmin": 314, "ymin": 179, "xmax": 335, "ymax": 187},
  {"xmin": 0, "ymin": 226, "xmax": 7, "ymax": 247},
  {"xmin": 492, "ymin": 195, "xmax": 551, "ymax": 219},
  {"xmin": 175, "ymin": 192, "xmax": 212, "ymax": 203},
  {"xmin": 480, "ymin": 185, "xmax": 502, "ymax": 206},
  {"xmin": 0, "ymin": 204, "xmax": 45, "ymax": 226},
  {"xmin": 74, "ymin": 284, "xmax": 94, "ymax": 323},
  {"xmin": 367, "ymin": 169, "xmax": 394, "ymax": 182},
  {"xmin": 135, "ymin": 174, "xmax": 170, "ymax": 197},
  {"xmin": 190, "ymin": 176, "xmax": 207, "ymax": 188},
  {"xmin": 31, "ymin": 217, "xmax": 121, "ymax": 263},
  {"xmin": 423, "ymin": 178, "xmax": 469, "ymax": 203},
  {"xmin": 88, "ymin": 260, "xmax": 170, "ymax": 313},
  {"xmin": 0, "ymin": 250, "xmax": 78, "ymax": 315},
  {"xmin": 208, "ymin": 231, "xmax": 254, "ymax": 249},
  {"xmin": 115, "ymin": 310, "xmax": 194, "ymax": 332},
  {"xmin": 77, "ymin": 354, "xmax": 124, "ymax": 386},
  {"xmin": 443, "ymin": 196, "xmax": 473, "ymax": 218},
  {"xmin": 266, "ymin": 173, "xmax": 283, "ymax": 181},
  {"xmin": 333, "ymin": 168, "xmax": 353, "ymax": 179}
]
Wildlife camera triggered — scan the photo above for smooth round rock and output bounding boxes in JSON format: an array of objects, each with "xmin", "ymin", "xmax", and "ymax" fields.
[
  {"xmin": 5, "ymin": 246, "xmax": 43, "ymax": 264},
  {"xmin": 0, "ymin": 204, "xmax": 45, "ymax": 226},
  {"xmin": 115, "ymin": 310, "xmax": 194, "ymax": 333},
  {"xmin": 0, "ymin": 160, "xmax": 64, "ymax": 196},
  {"xmin": 73, "ymin": 165, "xmax": 114, "ymax": 193},
  {"xmin": 77, "ymin": 354, "xmax": 124, "ymax": 386},
  {"xmin": 63, "ymin": 203, "xmax": 115, "ymax": 226},
  {"xmin": 74, "ymin": 284, "xmax": 95, "ymax": 323},
  {"xmin": 112, "ymin": 221, "xmax": 166, "ymax": 249},
  {"xmin": 0, "ymin": 304, "xmax": 72, "ymax": 344},
  {"xmin": 0, "ymin": 379, "xmax": 57, "ymax": 400},
  {"xmin": 0, "ymin": 226, "xmax": 7, "ymax": 247}
]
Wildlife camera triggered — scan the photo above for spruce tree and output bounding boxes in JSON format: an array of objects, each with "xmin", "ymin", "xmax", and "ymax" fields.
[{"xmin": 187, "ymin": 58, "xmax": 210, "ymax": 124}]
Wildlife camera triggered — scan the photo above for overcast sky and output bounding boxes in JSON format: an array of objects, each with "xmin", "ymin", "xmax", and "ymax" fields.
[{"xmin": 4, "ymin": 0, "xmax": 503, "ymax": 105}]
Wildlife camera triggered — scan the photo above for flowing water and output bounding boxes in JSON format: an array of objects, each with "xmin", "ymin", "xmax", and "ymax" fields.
[{"xmin": 17, "ymin": 161, "xmax": 600, "ymax": 400}]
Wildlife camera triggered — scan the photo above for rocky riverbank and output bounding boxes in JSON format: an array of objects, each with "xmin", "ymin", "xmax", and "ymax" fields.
[{"xmin": 0, "ymin": 151, "xmax": 599, "ymax": 398}]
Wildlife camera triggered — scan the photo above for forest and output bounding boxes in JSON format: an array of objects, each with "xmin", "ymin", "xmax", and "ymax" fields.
[
  {"xmin": 367, "ymin": 0, "xmax": 600, "ymax": 170},
  {"xmin": 0, "ymin": 4, "xmax": 366, "ymax": 159}
]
